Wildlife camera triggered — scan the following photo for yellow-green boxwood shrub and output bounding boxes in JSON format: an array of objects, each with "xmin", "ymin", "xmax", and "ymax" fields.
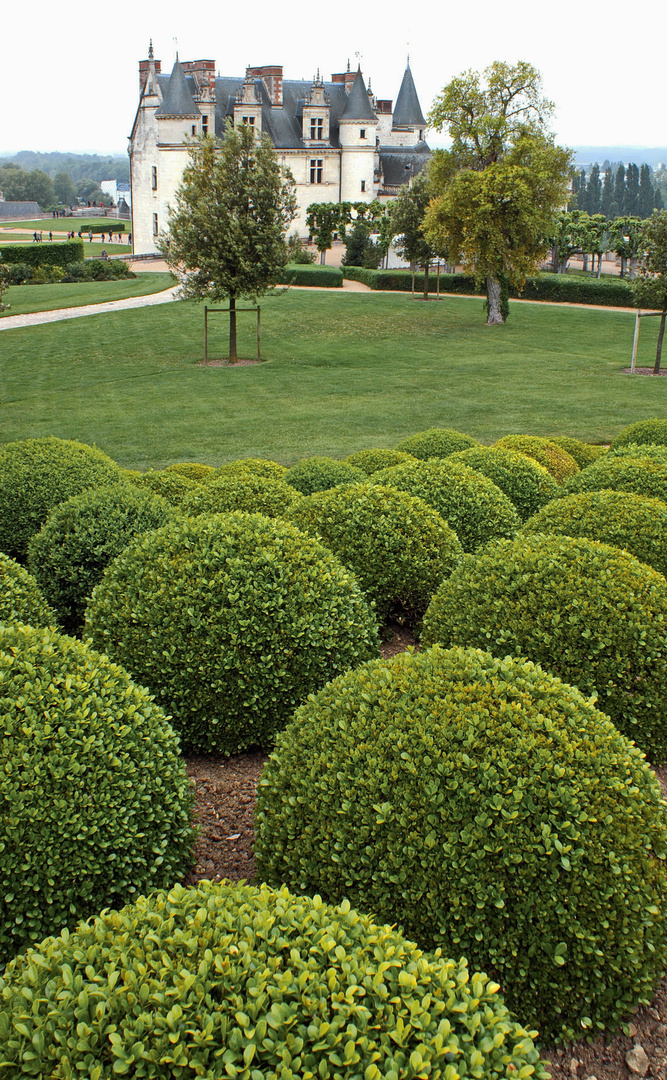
[
  {"xmin": 449, "ymin": 447, "xmax": 559, "ymax": 521},
  {"xmin": 344, "ymin": 448, "xmax": 418, "ymax": 474},
  {"xmin": 372, "ymin": 460, "xmax": 521, "ymax": 552},
  {"xmin": 0, "ymin": 623, "xmax": 195, "ymax": 968},
  {"xmin": 163, "ymin": 462, "xmax": 217, "ymax": 483},
  {"xmin": 0, "ymin": 437, "xmax": 122, "ymax": 562},
  {"xmin": 287, "ymin": 483, "xmax": 463, "ymax": 623},
  {"xmin": 215, "ymin": 458, "xmax": 288, "ymax": 480},
  {"xmin": 494, "ymin": 436, "xmax": 579, "ymax": 484},
  {"xmin": 285, "ymin": 457, "xmax": 366, "ymax": 495},
  {"xmin": 0, "ymin": 553, "xmax": 57, "ymax": 629},
  {"xmin": 522, "ymin": 490, "xmax": 667, "ymax": 579},
  {"xmin": 0, "ymin": 880, "xmax": 548, "ymax": 1079},
  {"xmin": 255, "ymin": 646, "xmax": 667, "ymax": 1041},
  {"xmin": 130, "ymin": 469, "xmax": 199, "ymax": 506},
  {"xmin": 561, "ymin": 457, "xmax": 667, "ymax": 502},
  {"xmin": 608, "ymin": 443, "xmax": 667, "ymax": 464},
  {"xmin": 27, "ymin": 484, "xmax": 179, "ymax": 635},
  {"xmin": 182, "ymin": 474, "xmax": 301, "ymax": 519},
  {"xmin": 421, "ymin": 534, "xmax": 667, "ymax": 761},
  {"xmin": 611, "ymin": 418, "xmax": 667, "ymax": 448},
  {"xmin": 395, "ymin": 427, "xmax": 478, "ymax": 460},
  {"xmin": 548, "ymin": 437, "xmax": 607, "ymax": 469},
  {"xmin": 85, "ymin": 513, "xmax": 379, "ymax": 754}
]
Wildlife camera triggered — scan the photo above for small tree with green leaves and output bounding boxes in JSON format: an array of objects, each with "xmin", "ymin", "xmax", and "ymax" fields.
[
  {"xmin": 306, "ymin": 202, "xmax": 353, "ymax": 264},
  {"xmin": 0, "ymin": 265, "xmax": 11, "ymax": 314},
  {"xmin": 390, "ymin": 172, "xmax": 437, "ymax": 299},
  {"xmin": 161, "ymin": 122, "xmax": 297, "ymax": 363},
  {"xmin": 633, "ymin": 210, "xmax": 667, "ymax": 374},
  {"xmin": 549, "ymin": 210, "xmax": 590, "ymax": 273},
  {"xmin": 609, "ymin": 215, "xmax": 645, "ymax": 279}
]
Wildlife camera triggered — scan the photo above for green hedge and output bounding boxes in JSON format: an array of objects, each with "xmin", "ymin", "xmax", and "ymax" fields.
[
  {"xmin": 0, "ymin": 553, "xmax": 57, "ymax": 629},
  {"xmin": 449, "ymin": 446, "xmax": 559, "ymax": 521},
  {"xmin": 285, "ymin": 456, "xmax": 366, "ymax": 495},
  {"xmin": 344, "ymin": 448, "xmax": 418, "ymax": 474},
  {"xmin": 0, "ymin": 240, "xmax": 84, "ymax": 268},
  {"xmin": 163, "ymin": 462, "xmax": 217, "ymax": 483},
  {"xmin": 0, "ymin": 880, "xmax": 549, "ymax": 1079},
  {"xmin": 215, "ymin": 458, "xmax": 288, "ymax": 480},
  {"xmin": 342, "ymin": 267, "xmax": 635, "ymax": 306},
  {"xmin": 276, "ymin": 263, "xmax": 343, "ymax": 288},
  {"xmin": 74, "ymin": 223, "xmax": 126, "ymax": 234},
  {"xmin": 0, "ymin": 623, "xmax": 195, "ymax": 967},
  {"xmin": 562, "ymin": 457, "xmax": 667, "ymax": 502},
  {"xmin": 182, "ymin": 474, "xmax": 301, "ymax": 519},
  {"xmin": 256, "ymin": 646, "xmax": 667, "ymax": 1042},
  {"xmin": 495, "ymin": 435, "xmax": 580, "ymax": 484},
  {"xmin": 611, "ymin": 419, "xmax": 667, "ymax": 449},
  {"xmin": 422, "ymin": 533, "xmax": 667, "ymax": 762},
  {"xmin": 548, "ymin": 436, "xmax": 607, "ymax": 468}
]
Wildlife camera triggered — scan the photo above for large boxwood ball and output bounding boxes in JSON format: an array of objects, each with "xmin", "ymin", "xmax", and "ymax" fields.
[
  {"xmin": 130, "ymin": 469, "xmax": 198, "ymax": 506},
  {"xmin": 395, "ymin": 427, "xmax": 477, "ymax": 459},
  {"xmin": 611, "ymin": 418, "xmax": 667, "ymax": 448},
  {"xmin": 494, "ymin": 435, "xmax": 579, "ymax": 483},
  {"xmin": 85, "ymin": 513, "xmax": 379, "ymax": 753},
  {"xmin": 287, "ymin": 483, "xmax": 463, "ymax": 623},
  {"xmin": 344, "ymin": 447, "xmax": 418, "ymax": 474},
  {"xmin": 522, "ymin": 490, "xmax": 667, "ymax": 578},
  {"xmin": 372, "ymin": 459, "xmax": 521, "ymax": 552},
  {"xmin": 548, "ymin": 436, "xmax": 607, "ymax": 469},
  {"xmin": 27, "ymin": 484, "xmax": 179, "ymax": 634},
  {"xmin": 449, "ymin": 446, "xmax": 559, "ymax": 521},
  {"xmin": 284, "ymin": 456, "xmax": 366, "ymax": 495},
  {"xmin": 0, "ymin": 623, "xmax": 195, "ymax": 968},
  {"xmin": 0, "ymin": 436, "xmax": 122, "ymax": 562},
  {"xmin": 255, "ymin": 646, "xmax": 667, "ymax": 1041},
  {"xmin": 609, "ymin": 443, "xmax": 667, "ymax": 464},
  {"xmin": 163, "ymin": 462, "xmax": 217, "ymax": 482},
  {"xmin": 215, "ymin": 457, "xmax": 287, "ymax": 480},
  {"xmin": 561, "ymin": 456, "xmax": 667, "ymax": 502},
  {"xmin": 0, "ymin": 880, "xmax": 548, "ymax": 1079},
  {"xmin": 0, "ymin": 553, "xmax": 57, "ymax": 628},
  {"xmin": 421, "ymin": 534, "xmax": 667, "ymax": 761},
  {"xmin": 182, "ymin": 473, "xmax": 301, "ymax": 519}
]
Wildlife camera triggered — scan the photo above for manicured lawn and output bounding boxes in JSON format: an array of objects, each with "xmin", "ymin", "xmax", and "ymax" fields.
[
  {"xmin": 0, "ymin": 239, "xmax": 132, "ymax": 259},
  {"xmin": 0, "ymin": 273, "xmax": 174, "ymax": 317},
  {"xmin": 1, "ymin": 290, "xmax": 665, "ymax": 469},
  {"xmin": 0, "ymin": 218, "xmax": 129, "ymax": 233}
]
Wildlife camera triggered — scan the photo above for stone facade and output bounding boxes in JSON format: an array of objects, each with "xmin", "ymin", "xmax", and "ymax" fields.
[{"xmin": 129, "ymin": 46, "xmax": 430, "ymax": 255}]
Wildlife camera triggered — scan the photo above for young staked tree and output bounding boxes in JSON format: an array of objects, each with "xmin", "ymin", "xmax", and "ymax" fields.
[
  {"xmin": 633, "ymin": 210, "xmax": 667, "ymax": 374},
  {"xmin": 391, "ymin": 173, "xmax": 438, "ymax": 299},
  {"xmin": 424, "ymin": 61, "xmax": 571, "ymax": 324},
  {"xmin": 162, "ymin": 122, "xmax": 297, "ymax": 362},
  {"xmin": 306, "ymin": 203, "xmax": 353, "ymax": 264}
]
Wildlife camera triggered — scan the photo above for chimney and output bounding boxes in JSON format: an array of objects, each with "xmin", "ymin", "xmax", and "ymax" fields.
[
  {"xmin": 181, "ymin": 59, "xmax": 216, "ymax": 100},
  {"xmin": 248, "ymin": 65, "xmax": 283, "ymax": 106},
  {"xmin": 139, "ymin": 45, "xmax": 161, "ymax": 94}
]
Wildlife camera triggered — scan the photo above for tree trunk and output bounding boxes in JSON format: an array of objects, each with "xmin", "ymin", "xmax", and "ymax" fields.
[
  {"xmin": 596, "ymin": 256, "xmax": 602, "ymax": 279},
  {"xmin": 620, "ymin": 256, "xmax": 627, "ymax": 278},
  {"xmin": 486, "ymin": 275, "xmax": 504, "ymax": 325},
  {"xmin": 423, "ymin": 262, "xmax": 429, "ymax": 301},
  {"xmin": 551, "ymin": 244, "xmax": 559, "ymax": 273},
  {"xmin": 629, "ymin": 256, "xmax": 638, "ymax": 280},
  {"xmin": 558, "ymin": 257, "xmax": 568, "ymax": 274},
  {"xmin": 320, "ymin": 250, "xmax": 326, "ymax": 265},
  {"xmin": 229, "ymin": 294, "xmax": 238, "ymax": 364},
  {"xmin": 654, "ymin": 305, "xmax": 667, "ymax": 375},
  {"xmin": 582, "ymin": 253, "xmax": 588, "ymax": 272},
  {"xmin": 410, "ymin": 261, "xmax": 415, "ymax": 299}
]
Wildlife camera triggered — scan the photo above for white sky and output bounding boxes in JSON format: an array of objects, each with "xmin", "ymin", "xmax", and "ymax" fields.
[{"xmin": 1, "ymin": 0, "xmax": 665, "ymax": 156}]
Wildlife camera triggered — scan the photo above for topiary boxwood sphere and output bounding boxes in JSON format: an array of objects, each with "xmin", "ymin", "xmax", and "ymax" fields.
[
  {"xmin": 85, "ymin": 513, "xmax": 379, "ymax": 754},
  {"xmin": 287, "ymin": 483, "xmax": 463, "ymax": 623},
  {"xmin": 0, "ymin": 880, "xmax": 548, "ymax": 1079},
  {"xmin": 0, "ymin": 553, "xmax": 57, "ymax": 629},
  {"xmin": 372, "ymin": 459, "xmax": 521, "ymax": 552},
  {"xmin": 421, "ymin": 533, "xmax": 667, "ymax": 761},
  {"xmin": 0, "ymin": 436, "xmax": 122, "ymax": 562},
  {"xmin": 608, "ymin": 443, "xmax": 667, "ymax": 465},
  {"xmin": 522, "ymin": 490, "xmax": 667, "ymax": 579},
  {"xmin": 255, "ymin": 646, "xmax": 667, "ymax": 1041},
  {"xmin": 449, "ymin": 446, "xmax": 559, "ymax": 521},
  {"xmin": 164, "ymin": 462, "xmax": 217, "ymax": 482},
  {"xmin": 561, "ymin": 456, "xmax": 667, "ymax": 503},
  {"xmin": 130, "ymin": 468, "xmax": 198, "ymax": 506},
  {"xmin": 26, "ymin": 483, "xmax": 180, "ymax": 635},
  {"xmin": 395, "ymin": 427, "xmax": 478, "ymax": 460},
  {"xmin": 0, "ymin": 623, "xmax": 195, "ymax": 968},
  {"xmin": 494, "ymin": 435, "xmax": 580, "ymax": 484},
  {"xmin": 182, "ymin": 473, "xmax": 301, "ymax": 519},
  {"xmin": 284, "ymin": 456, "xmax": 366, "ymax": 495},
  {"xmin": 611, "ymin": 418, "xmax": 667, "ymax": 448},
  {"xmin": 344, "ymin": 447, "xmax": 418, "ymax": 474},
  {"xmin": 548, "ymin": 436, "xmax": 607, "ymax": 469},
  {"xmin": 215, "ymin": 457, "xmax": 287, "ymax": 480}
]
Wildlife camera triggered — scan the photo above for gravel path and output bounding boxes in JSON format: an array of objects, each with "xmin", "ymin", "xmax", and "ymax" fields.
[{"xmin": 0, "ymin": 285, "xmax": 180, "ymax": 331}]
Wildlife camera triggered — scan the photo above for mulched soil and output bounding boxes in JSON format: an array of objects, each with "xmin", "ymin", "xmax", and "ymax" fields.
[
  {"xmin": 195, "ymin": 358, "xmax": 262, "ymax": 367},
  {"xmin": 621, "ymin": 368, "xmax": 667, "ymax": 376},
  {"xmin": 182, "ymin": 627, "xmax": 667, "ymax": 1077}
]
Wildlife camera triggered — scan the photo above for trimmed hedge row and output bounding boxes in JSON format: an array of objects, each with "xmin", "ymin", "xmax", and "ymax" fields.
[
  {"xmin": 0, "ymin": 240, "xmax": 84, "ymax": 268},
  {"xmin": 275, "ymin": 263, "xmax": 343, "ymax": 288}
]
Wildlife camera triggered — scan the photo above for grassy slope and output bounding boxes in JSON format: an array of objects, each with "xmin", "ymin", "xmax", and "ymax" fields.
[
  {"xmin": 1, "ymin": 290, "xmax": 665, "ymax": 469},
  {"xmin": 0, "ymin": 218, "xmax": 129, "ymax": 232},
  {"xmin": 0, "ymin": 273, "xmax": 174, "ymax": 317}
]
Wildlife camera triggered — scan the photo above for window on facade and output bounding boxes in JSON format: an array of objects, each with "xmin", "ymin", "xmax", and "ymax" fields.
[
  {"xmin": 360, "ymin": 128, "xmax": 366, "ymax": 139},
  {"xmin": 360, "ymin": 180, "xmax": 366, "ymax": 192},
  {"xmin": 310, "ymin": 117, "xmax": 323, "ymax": 140},
  {"xmin": 310, "ymin": 158, "xmax": 323, "ymax": 184},
  {"xmin": 153, "ymin": 213, "xmax": 158, "ymax": 236},
  {"xmin": 418, "ymin": 129, "xmax": 423, "ymax": 141},
  {"xmin": 242, "ymin": 115, "xmax": 255, "ymax": 127},
  {"xmin": 203, "ymin": 115, "xmax": 208, "ymax": 135},
  {"xmin": 191, "ymin": 125, "xmax": 196, "ymax": 135},
  {"xmin": 151, "ymin": 166, "xmax": 157, "ymax": 190}
]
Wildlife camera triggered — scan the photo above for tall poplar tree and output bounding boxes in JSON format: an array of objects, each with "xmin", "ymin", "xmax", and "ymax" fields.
[
  {"xmin": 586, "ymin": 164, "xmax": 601, "ymax": 215},
  {"xmin": 601, "ymin": 167, "xmax": 614, "ymax": 218},
  {"xmin": 424, "ymin": 61, "xmax": 571, "ymax": 324}
]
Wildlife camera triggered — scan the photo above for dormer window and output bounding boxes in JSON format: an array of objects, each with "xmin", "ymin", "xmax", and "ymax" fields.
[
  {"xmin": 310, "ymin": 117, "xmax": 323, "ymax": 140},
  {"xmin": 203, "ymin": 115, "xmax": 208, "ymax": 135},
  {"xmin": 360, "ymin": 128, "xmax": 366, "ymax": 139},
  {"xmin": 242, "ymin": 115, "xmax": 255, "ymax": 127}
]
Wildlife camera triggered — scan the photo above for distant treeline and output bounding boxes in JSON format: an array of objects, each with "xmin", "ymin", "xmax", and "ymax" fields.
[
  {"xmin": 0, "ymin": 151, "xmax": 128, "ymax": 183},
  {"xmin": 0, "ymin": 152, "xmax": 129, "ymax": 210},
  {"xmin": 570, "ymin": 162, "xmax": 664, "ymax": 219}
]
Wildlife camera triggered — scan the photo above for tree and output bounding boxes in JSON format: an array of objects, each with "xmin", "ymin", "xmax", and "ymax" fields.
[
  {"xmin": 632, "ymin": 211, "xmax": 667, "ymax": 374},
  {"xmin": 585, "ymin": 163, "xmax": 601, "ymax": 215},
  {"xmin": 614, "ymin": 164, "xmax": 626, "ymax": 217},
  {"xmin": 341, "ymin": 220, "xmax": 373, "ymax": 267},
  {"xmin": 601, "ymin": 166, "xmax": 614, "ymax": 218},
  {"xmin": 585, "ymin": 214, "xmax": 609, "ymax": 278},
  {"xmin": 425, "ymin": 61, "xmax": 571, "ymax": 324},
  {"xmin": 549, "ymin": 210, "xmax": 590, "ymax": 273},
  {"xmin": 639, "ymin": 164, "xmax": 658, "ymax": 219},
  {"xmin": 390, "ymin": 173, "xmax": 437, "ymax": 299},
  {"xmin": 53, "ymin": 172, "xmax": 76, "ymax": 206},
  {"xmin": 568, "ymin": 168, "xmax": 586, "ymax": 212},
  {"xmin": 625, "ymin": 164, "xmax": 640, "ymax": 217},
  {"xmin": 0, "ymin": 164, "xmax": 54, "ymax": 208},
  {"xmin": 162, "ymin": 122, "xmax": 297, "ymax": 363},
  {"xmin": 608, "ymin": 216, "xmax": 644, "ymax": 279},
  {"xmin": 0, "ymin": 265, "xmax": 11, "ymax": 314},
  {"xmin": 306, "ymin": 202, "xmax": 353, "ymax": 264}
]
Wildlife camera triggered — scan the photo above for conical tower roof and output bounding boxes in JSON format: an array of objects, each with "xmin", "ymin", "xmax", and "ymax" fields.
[
  {"xmin": 340, "ymin": 68, "xmax": 377, "ymax": 121},
  {"xmin": 155, "ymin": 56, "xmax": 200, "ymax": 118},
  {"xmin": 393, "ymin": 63, "xmax": 426, "ymax": 127}
]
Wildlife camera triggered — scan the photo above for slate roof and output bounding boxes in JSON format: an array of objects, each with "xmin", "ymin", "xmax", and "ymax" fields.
[
  {"xmin": 155, "ymin": 58, "xmax": 201, "ymax": 118},
  {"xmin": 379, "ymin": 143, "xmax": 431, "ymax": 187},
  {"xmin": 340, "ymin": 68, "xmax": 377, "ymax": 122},
  {"xmin": 393, "ymin": 64, "xmax": 426, "ymax": 128},
  {"xmin": 0, "ymin": 201, "xmax": 41, "ymax": 219}
]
